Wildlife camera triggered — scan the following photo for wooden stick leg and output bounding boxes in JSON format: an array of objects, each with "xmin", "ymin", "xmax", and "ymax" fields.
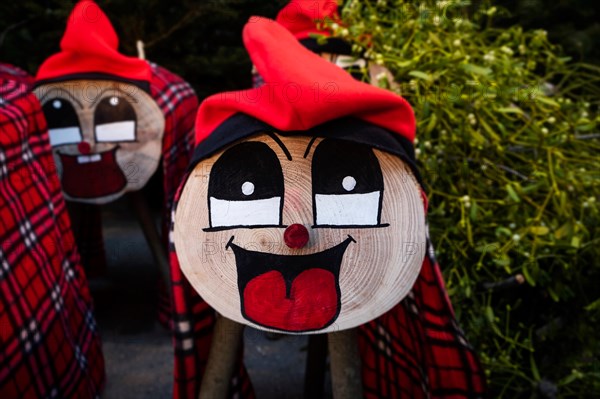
[
  {"xmin": 199, "ymin": 316, "xmax": 245, "ymax": 399},
  {"xmin": 128, "ymin": 191, "xmax": 171, "ymax": 287},
  {"xmin": 304, "ymin": 334, "xmax": 327, "ymax": 399},
  {"xmin": 328, "ymin": 329, "xmax": 363, "ymax": 399}
]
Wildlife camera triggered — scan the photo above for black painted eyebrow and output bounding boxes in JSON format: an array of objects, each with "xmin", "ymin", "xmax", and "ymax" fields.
[
  {"xmin": 303, "ymin": 136, "xmax": 318, "ymax": 158},
  {"xmin": 90, "ymin": 87, "xmax": 137, "ymax": 107},
  {"xmin": 265, "ymin": 131, "xmax": 292, "ymax": 161},
  {"xmin": 39, "ymin": 87, "xmax": 83, "ymax": 109}
]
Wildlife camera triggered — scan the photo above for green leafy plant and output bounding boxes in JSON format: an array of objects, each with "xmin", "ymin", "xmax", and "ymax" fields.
[{"xmin": 333, "ymin": 0, "xmax": 600, "ymax": 397}]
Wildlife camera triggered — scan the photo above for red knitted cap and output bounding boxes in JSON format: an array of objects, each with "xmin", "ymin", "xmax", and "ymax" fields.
[
  {"xmin": 276, "ymin": 0, "xmax": 339, "ymax": 40},
  {"xmin": 35, "ymin": 0, "xmax": 151, "ymax": 85},
  {"xmin": 195, "ymin": 17, "xmax": 415, "ymax": 146}
]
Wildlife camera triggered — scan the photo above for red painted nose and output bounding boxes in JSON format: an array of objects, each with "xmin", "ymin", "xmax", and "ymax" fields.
[
  {"xmin": 284, "ymin": 224, "xmax": 309, "ymax": 249},
  {"xmin": 78, "ymin": 142, "xmax": 91, "ymax": 154}
]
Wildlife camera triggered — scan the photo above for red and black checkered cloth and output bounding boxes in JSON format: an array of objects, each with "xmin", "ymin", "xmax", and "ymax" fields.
[
  {"xmin": 0, "ymin": 63, "xmax": 105, "ymax": 399},
  {"xmin": 358, "ymin": 227, "xmax": 486, "ymax": 398},
  {"xmin": 169, "ymin": 171, "xmax": 254, "ymax": 399},
  {"xmin": 149, "ymin": 64, "xmax": 198, "ymax": 247},
  {"xmin": 152, "ymin": 64, "xmax": 198, "ymax": 328},
  {"xmin": 169, "ymin": 188, "xmax": 485, "ymax": 398}
]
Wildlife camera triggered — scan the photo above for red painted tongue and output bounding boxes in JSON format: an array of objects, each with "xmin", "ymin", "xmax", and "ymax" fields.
[{"xmin": 243, "ymin": 268, "xmax": 338, "ymax": 332}]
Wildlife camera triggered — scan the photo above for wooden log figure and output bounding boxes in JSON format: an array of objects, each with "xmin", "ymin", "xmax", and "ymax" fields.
[
  {"xmin": 31, "ymin": 0, "xmax": 198, "ymax": 325},
  {"xmin": 33, "ymin": 0, "xmax": 173, "ymax": 205},
  {"xmin": 173, "ymin": 17, "xmax": 426, "ymax": 334},
  {"xmin": 176, "ymin": 132, "xmax": 426, "ymax": 333},
  {"xmin": 170, "ymin": 8, "xmax": 486, "ymax": 399}
]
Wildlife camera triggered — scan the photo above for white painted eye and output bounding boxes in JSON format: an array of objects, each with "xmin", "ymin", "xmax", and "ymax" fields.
[
  {"xmin": 241, "ymin": 181, "xmax": 255, "ymax": 196},
  {"xmin": 334, "ymin": 55, "xmax": 367, "ymax": 70},
  {"xmin": 342, "ymin": 176, "xmax": 356, "ymax": 192},
  {"xmin": 42, "ymin": 98, "xmax": 82, "ymax": 146},
  {"xmin": 109, "ymin": 96, "xmax": 119, "ymax": 106},
  {"xmin": 209, "ymin": 197, "xmax": 281, "ymax": 227},
  {"xmin": 95, "ymin": 121, "xmax": 136, "ymax": 142},
  {"xmin": 207, "ymin": 141, "xmax": 284, "ymax": 229},
  {"xmin": 49, "ymin": 127, "xmax": 82, "ymax": 146},
  {"xmin": 315, "ymin": 191, "xmax": 381, "ymax": 226}
]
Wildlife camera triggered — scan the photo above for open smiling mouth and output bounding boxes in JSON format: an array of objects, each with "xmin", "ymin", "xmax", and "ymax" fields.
[
  {"xmin": 226, "ymin": 235, "xmax": 356, "ymax": 332},
  {"xmin": 58, "ymin": 147, "xmax": 127, "ymax": 199}
]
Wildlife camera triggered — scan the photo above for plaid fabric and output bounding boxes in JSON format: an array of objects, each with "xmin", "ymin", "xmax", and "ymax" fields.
[
  {"xmin": 148, "ymin": 63, "xmax": 198, "ymax": 243},
  {"xmin": 358, "ymin": 229, "xmax": 486, "ymax": 398},
  {"xmin": 0, "ymin": 63, "xmax": 105, "ymax": 399},
  {"xmin": 0, "ymin": 64, "xmax": 33, "ymax": 89},
  {"xmin": 170, "ymin": 173, "xmax": 255, "ymax": 399},
  {"xmin": 169, "ymin": 184, "xmax": 485, "ymax": 399},
  {"xmin": 151, "ymin": 64, "xmax": 198, "ymax": 329}
]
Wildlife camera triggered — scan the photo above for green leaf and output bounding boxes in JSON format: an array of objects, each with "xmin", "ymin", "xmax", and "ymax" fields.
[
  {"xmin": 424, "ymin": 112, "xmax": 437, "ymax": 133},
  {"xmin": 529, "ymin": 226, "xmax": 549, "ymax": 236},
  {"xmin": 522, "ymin": 262, "xmax": 536, "ymax": 286},
  {"xmin": 469, "ymin": 201, "xmax": 479, "ymax": 221},
  {"xmin": 547, "ymin": 286, "xmax": 560, "ymax": 302},
  {"xmin": 535, "ymin": 96, "xmax": 560, "ymax": 108},
  {"xmin": 408, "ymin": 70, "xmax": 433, "ymax": 82},
  {"xmin": 427, "ymin": 31, "xmax": 442, "ymax": 47},
  {"xmin": 460, "ymin": 63, "xmax": 492, "ymax": 76},
  {"xmin": 584, "ymin": 298, "xmax": 600, "ymax": 312},
  {"xmin": 554, "ymin": 222, "xmax": 572, "ymax": 239},
  {"xmin": 493, "ymin": 257, "xmax": 512, "ymax": 274},
  {"xmin": 530, "ymin": 353, "xmax": 541, "ymax": 381},
  {"xmin": 485, "ymin": 306, "xmax": 495, "ymax": 323},
  {"xmin": 575, "ymin": 122, "xmax": 596, "ymax": 132},
  {"xmin": 495, "ymin": 227, "xmax": 512, "ymax": 237},
  {"xmin": 479, "ymin": 118, "xmax": 501, "ymax": 142},
  {"xmin": 497, "ymin": 107, "xmax": 526, "ymax": 115},
  {"xmin": 475, "ymin": 242, "xmax": 500, "ymax": 253},
  {"xmin": 506, "ymin": 184, "xmax": 521, "ymax": 202}
]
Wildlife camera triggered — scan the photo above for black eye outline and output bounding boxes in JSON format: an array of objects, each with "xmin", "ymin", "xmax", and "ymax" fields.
[
  {"xmin": 311, "ymin": 139, "xmax": 387, "ymax": 229},
  {"xmin": 204, "ymin": 141, "xmax": 286, "ymax": 232},
  {"xmin": 328, "ymin": 54, "xmax": 369, "ymax": 82},
  {"xmin": 93, "ymin": 92, "xmax": 137, "ymax": 143},
  {"xmin": 41, "ymin": 98, "xmax": 83, "ymax": 147}
]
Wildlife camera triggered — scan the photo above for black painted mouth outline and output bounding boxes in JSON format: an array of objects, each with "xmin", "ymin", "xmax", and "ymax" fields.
[{"xmin": 226, "ymin": 235, "xmax": 356, "ymax": 332}]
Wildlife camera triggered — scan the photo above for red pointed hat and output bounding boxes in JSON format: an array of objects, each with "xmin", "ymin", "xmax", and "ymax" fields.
[
  {"xmin": 276, "ymin": 0, "xmax": 339, "ymax": 40},
  {"xmin": 35, "ymin": 0, "xmax": 151, "ymax": 86},
  {"xmin": 195, "ymin": 17, "xmax": 415, "ymax": 147}
]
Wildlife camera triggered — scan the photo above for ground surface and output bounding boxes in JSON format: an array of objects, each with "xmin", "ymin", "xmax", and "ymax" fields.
[{"xmin": 87, "ymin": 198, "xmax": 330, "ymax": 399}]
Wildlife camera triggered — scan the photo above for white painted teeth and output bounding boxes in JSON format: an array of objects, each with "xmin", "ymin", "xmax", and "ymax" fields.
[{"xmin": 77, "ymin": 154, "xmax": 102, "ymax": 164}]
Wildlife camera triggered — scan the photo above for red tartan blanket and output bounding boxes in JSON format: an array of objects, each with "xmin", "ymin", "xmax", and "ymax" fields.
[
  {"xmin": 152, "ymin": 64, "xmax": 198, "ymax": 328},
  {"xmin": 0, "ymin": 63, "xmax": 105, "ymax": 399},
  {"xmin": 169, "ymin": 171, "xmax": 254, "ymax": 399},
  {"xmin": 169, "ymin": 187, "xmax": 486, "ymax": 398},
  {"xmin": 149, "ymin": 63, "xmax": 198, "ymax": 243}
]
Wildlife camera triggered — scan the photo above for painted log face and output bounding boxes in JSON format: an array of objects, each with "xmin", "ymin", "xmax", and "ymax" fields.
[
  {"xmin": 174, "ymin": 133, "xmax": 426, "ymax": 334},
  {"xmin": 34, "ymin": 80, "xmax": 165, "ymax": 204}
]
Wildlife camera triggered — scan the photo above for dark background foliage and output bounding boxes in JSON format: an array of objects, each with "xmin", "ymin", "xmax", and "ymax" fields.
[
  {"xmin": 494, "ymin": 0, "xmax": 600, "ymax": 64},
  {"xmin": 0, "ymin": 0, "xmax": 286, "ymax": 97},
  {"xmin": 1, "ymin": 0, "xmax": 597, "ymax": 97}
]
